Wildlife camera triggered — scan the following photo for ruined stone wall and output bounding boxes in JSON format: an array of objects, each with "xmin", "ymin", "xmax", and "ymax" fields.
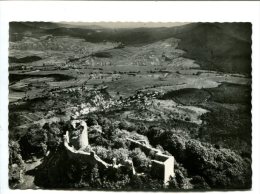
[
  {"xmin": 63, "ymin": 120, "xmax": 176, "ymax": 181},
  {"xmin": 162, "ymin": 155, "xmax": 174, "ymax": 184},
  {"xmin": 127, "ymin": 137, "xmax": 175, "ymax": 184},
  {"xmin": 64, "ymin": 131, "xmax": 110, "ymax": 168},
  {"xmin": 69, "ymin": 120, "xmax": 89, "ymax": 150},
  {"xmin": 152, "ymin": 153, "xmax": 175, "ymax": 185},
  {"xmin": 151, "ymin": 160, "xmax": 165, "ymax": 180},
  {"xmin": 127, "ymin": 138, "xmax": 160, "ymax": 155},
  {"xmin": 64, "ymin": 131, "xmax": 136, "ymax": 175}
]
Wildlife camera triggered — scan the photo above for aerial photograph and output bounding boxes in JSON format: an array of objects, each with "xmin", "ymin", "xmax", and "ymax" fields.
[{"xmin": 8, "ymin": 22, "xmax": 252, "ymax": 190}]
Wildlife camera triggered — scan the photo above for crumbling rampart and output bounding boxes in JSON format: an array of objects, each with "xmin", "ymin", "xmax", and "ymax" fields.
[
  {"xmin": 63, "ymin": 120, "xmax": 174, "ymax": 184},
  {"xmin": 63, "ymin": 120, "xmax": 136, "ymax": 175},
  {"xmin": 127, "ymin": 137, "xmax": 175, "ymax": 184},
  {"xmin": 151, "ymin": 153, "xmax": 175, "ymax": 185},
  {"xmin": 64, "ymin": 131, "xmax": 110, "ymax": 168},
  {"xmin": 127, "ymin": 137, "xmax": 161, "ymax": 155}
]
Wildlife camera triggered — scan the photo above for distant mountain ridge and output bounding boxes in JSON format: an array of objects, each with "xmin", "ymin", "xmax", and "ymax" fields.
[
  {"xmin": 175, "ymin": 23, "xmax": 251, "ymax": 75},
  {"xmin": 9, "ymin": 22, "xmax": 252, "ymax": 74}
]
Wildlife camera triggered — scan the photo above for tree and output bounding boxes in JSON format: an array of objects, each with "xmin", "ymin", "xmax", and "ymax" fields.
[
  {"xmin": 108, "ymin": 148, "xmax": 130, "ymax": 164},
  {"xmin": 167, "ymin": 176, "xmax": 179, "ymax": 189},
  {"xmin": 43, "ymin": 123, "xmax": 63, "ymax": 151},
  {"xmin": 86, "ymin": 114, "xmax": 98, "ymax": 126},
  {"xmin": 185, "ymin": 139, "xmax": 251, "ymax": 189},
  {"xmin": 9, "ymin": 141, "xmax": 25, "ymax": 188},
  {"xmin": 147, "ymin": 126, "xmax": 165, "ymax": 145},
  {"xmin": 130, "ymin": 148, "xmax": 151, "ymax": 172},
  {"xmin": 90, "ymin": 164, "xmax": 102, "ymax": 188},
  {"xmin": 135, "ymin": 123, "xmax": 149, "ymax": 135},
  {"xmin": 129, "ymin": 175, "xmax": 143, "ymax": 189},
  {"xmin": 190, "ymin": 176, "xmax": 210, "ymax": 189},
  {"xmin": 19, "ymin": 124, "xmax": 48, "ymax": 159}
]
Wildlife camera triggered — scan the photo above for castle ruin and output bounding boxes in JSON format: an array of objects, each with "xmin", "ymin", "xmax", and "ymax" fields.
[
  {"xmin": 69, "ymin": 120, "xmax": 89, "ymax": 150},
  {"xmin": 64, "ymin": 120, "xmax": 136, "ymax": 174},
  {"xmin": 151, "ymin": 153, "xmax": 175, "ymax": 185},
  {"xmin": 127, "ymin": 137, "xmax": 175, "ymax": 184},
  {"xmin": 64, "ymin": 120, "xmax": 174, "ymax": 184}
]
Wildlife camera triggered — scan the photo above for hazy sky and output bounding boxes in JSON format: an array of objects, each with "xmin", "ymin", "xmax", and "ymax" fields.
[{"xmin": 61, "ymin": 22, "xmax": 190, "ymax": 29}]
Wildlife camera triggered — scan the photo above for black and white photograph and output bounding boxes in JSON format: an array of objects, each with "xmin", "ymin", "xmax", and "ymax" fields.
[{"xmin": 7, "ymin": 21, "xmax": 252, "ymax": 191}]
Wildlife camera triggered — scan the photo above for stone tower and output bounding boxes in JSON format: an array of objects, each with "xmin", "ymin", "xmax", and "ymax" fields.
[
  {"xmin": 151, "ymin": 153, "xmax": 175, "ymax": 185},
  {"xmin": 70, "ymin": 120, "xmax": 89, "ymax": 150}
]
